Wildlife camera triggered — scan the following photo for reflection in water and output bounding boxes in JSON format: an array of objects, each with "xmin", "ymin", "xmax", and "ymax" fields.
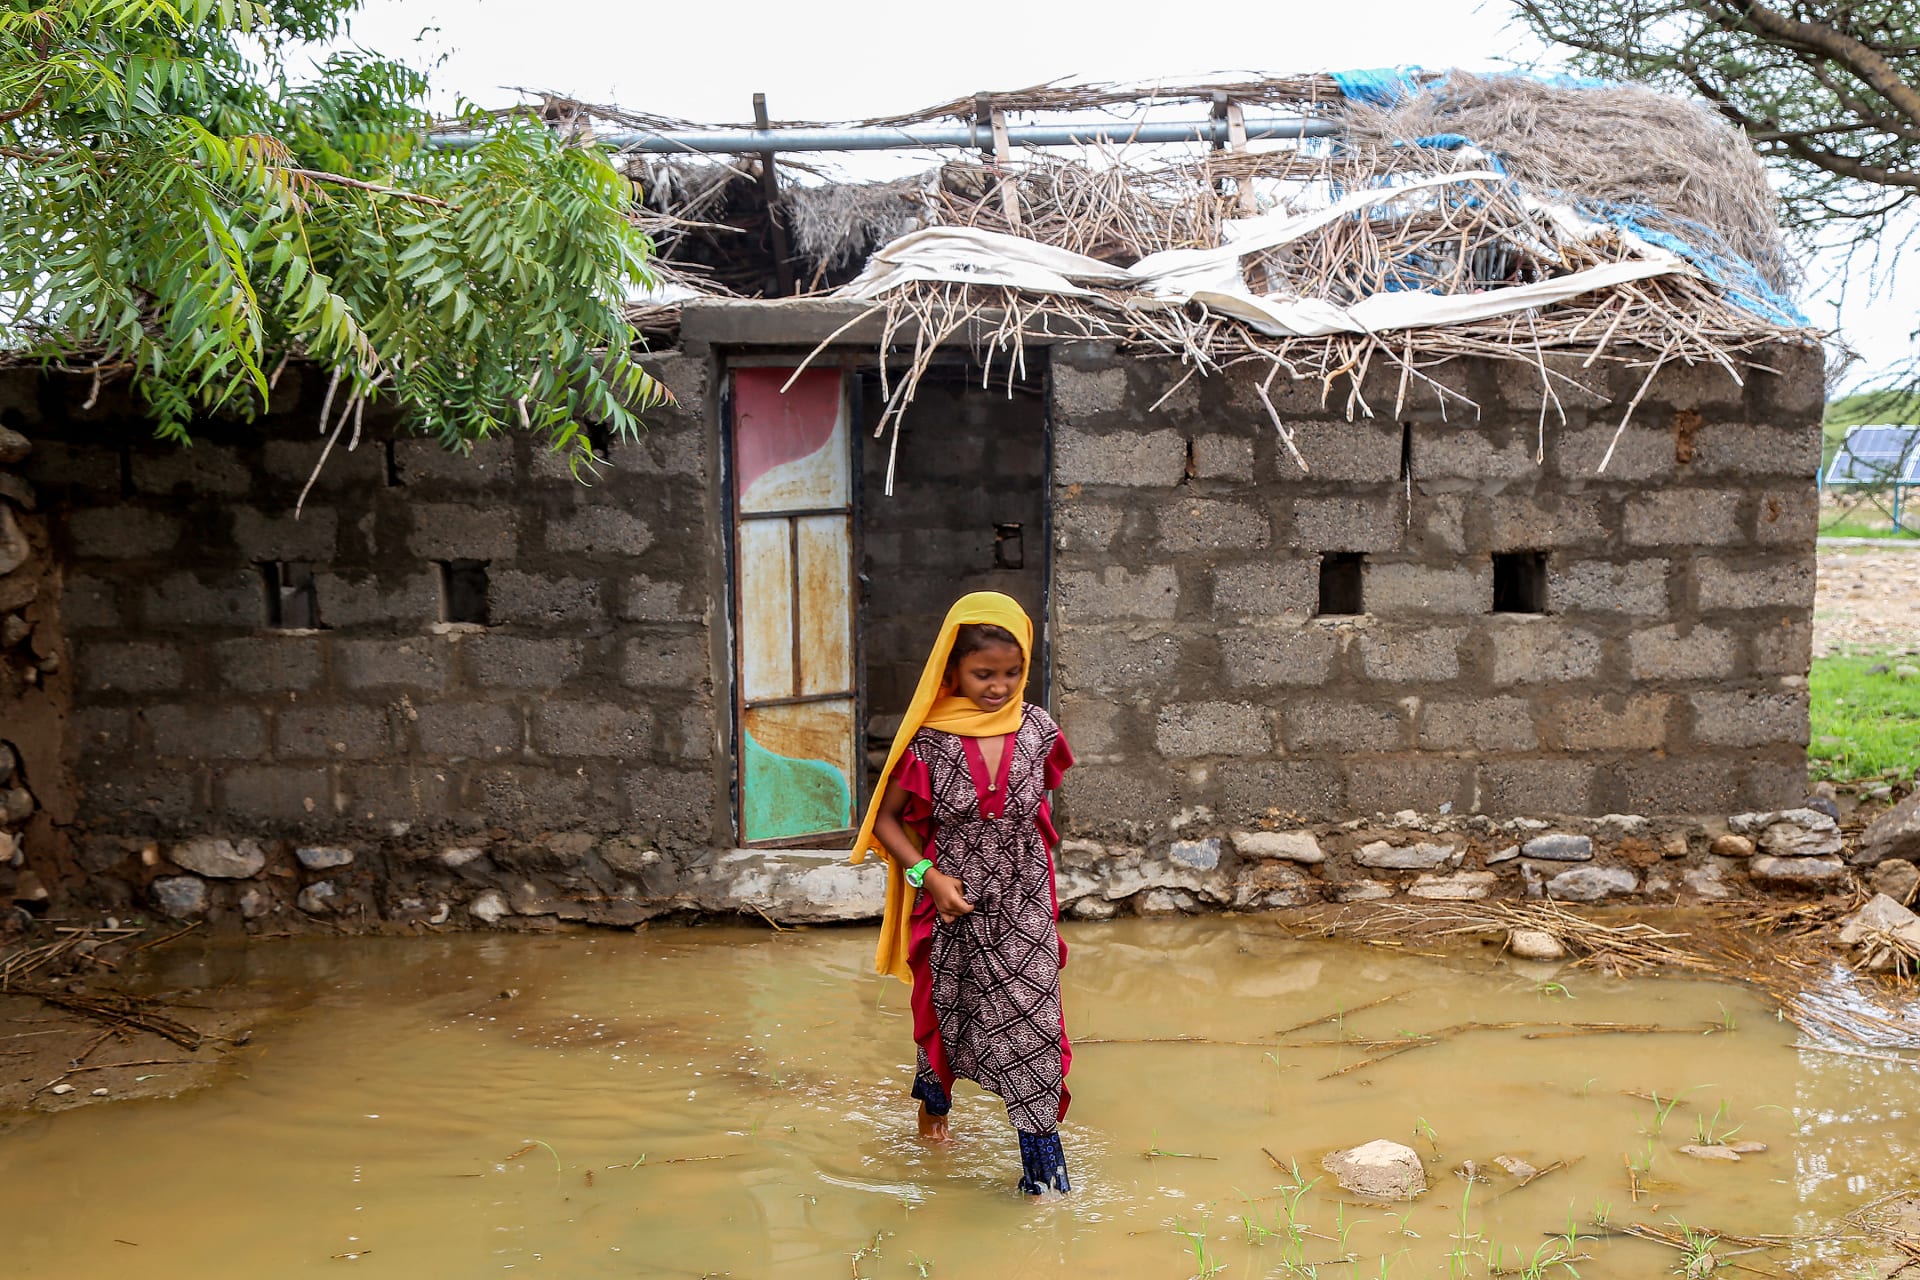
[{"xmin": 3, "ymin": 918, "xmax": 1919, "ymax": 1277}]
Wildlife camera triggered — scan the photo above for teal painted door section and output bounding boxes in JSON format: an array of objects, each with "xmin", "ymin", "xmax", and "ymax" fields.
[{"xmin": 730, "ymin": 366, "xmax": 858, "ymax": 844}]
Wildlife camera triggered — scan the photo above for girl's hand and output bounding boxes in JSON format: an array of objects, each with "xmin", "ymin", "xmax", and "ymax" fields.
[{"xmin": 923, "ymin": 869, "xmax": 974, "ymax": 924}]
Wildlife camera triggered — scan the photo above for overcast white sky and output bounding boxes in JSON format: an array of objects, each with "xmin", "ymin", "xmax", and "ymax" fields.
[{"xmin": 320, "ymin": 0, "xmax": 1916, "ymax": 391}]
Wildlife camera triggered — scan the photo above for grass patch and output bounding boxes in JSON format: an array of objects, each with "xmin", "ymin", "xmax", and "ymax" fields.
[
  {"xmin": 1819, "ymin": 519, "xmax": 1919, "ymax": 540},
  {"xmin": 1810, "ymin": 655, "xmax": 1920, "ymax": 782}
]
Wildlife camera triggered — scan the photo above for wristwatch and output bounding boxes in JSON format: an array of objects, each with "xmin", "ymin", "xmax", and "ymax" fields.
[{"xmin": 904, "ymin": 858, "xmax": 935, "ymax": 888}]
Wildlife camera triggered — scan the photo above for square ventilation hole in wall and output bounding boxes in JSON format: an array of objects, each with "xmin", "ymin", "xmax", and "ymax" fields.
[
  {"xmin": 259, "ymin": 561, "xmax": 319, "ymax": 629},
  {"xmin": 438, "ymin": 559, "xmax": 490, "ymax": 625},
  {"xmin": 1492, "ymin": 551, "xmax": 1550, "ymax": 614},
  {"xmin": 1317, "ymin": 553, "xmax": 1366, "ymax": 616}
]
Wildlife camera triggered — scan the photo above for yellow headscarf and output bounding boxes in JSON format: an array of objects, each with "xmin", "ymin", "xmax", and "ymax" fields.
[{"xmin": 851, "ymin": 591, "xmax": 1034, "ymax": 982}]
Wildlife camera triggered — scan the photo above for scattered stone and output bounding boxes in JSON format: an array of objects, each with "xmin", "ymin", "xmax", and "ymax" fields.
[
  {"xmin": 1487, "ymin": 844, "xmax": 1520, "ymax": 864},
  {"xmin": 1354, "ymin": 841, "xmax": 1458, "ymax": 870},
  {"xmin": 599, "ymin": 837, "xmax": 661, "ymax": 875},
  {"xmin": 1231, "ymin": 830, "xmax": 1326, "ymax": 864},
  {"xmin": 0, "ymin": 506, "xmax": 27, "ymax": 576},
  {"xmin": 49, "ymin": 1084, "xmax": 74, "ymax": 1096},
  {"xmin": 1492, "ymin": 1154, "xmax": 1539, "ymax": 1179},
  {"xmin": 440, "ymin": 846, "xmax": 489, "ymax": 868},
  {"xmin": 1, "ymin": 613, "xmax": 27, "ymax": 647},
  {"xmin": 11, "ymin": 869, "xmax": 47, "ymax": 907},
  {"xmin": 1870, "ymin": 859, "xmax": 1920, "ymax": 906},
  {"xmin": 1506, "ymin": 818, "xmax": 1550, "ymax": 833},
  {"xmin": 1508, "ymin": 929, "xmax": 1567, "ymax": 961},
  {"xmin": 1748, "ymin": 855, "xmax": 1848, "ymax": 885},
  {"xmin": 91, "ymin": 1088, "xmax": 108, "ymax": 1097},
  {"xmin": 427, "ymin": 903, "xmax": 450, "ymax": 925},
  {"xmin": 1727, "ymin": 1141, "xmax": 1768, "ymax": 1154},
  {"xmin": 1861, "ymin": 794, "xmax": 1920, "ymax": 864},
  {"xmin": 1232, "ymin": 863, "xmax": 1317, "ymax": 909},
  {"xmin": 149, "ymin": 875, "xmax": 207, "ymax": 918},
  {"xmin": 0, "ymin": 425, "xmax": 28, "ymax": 465},
  {"xmin": 1869, "ymin": 663, "xmax": 1892, "ymax": 676},
  {"xmin": 1169, "ymin": 838, "xmax": 1221, "ymax": 872},
  {"xmin": 1521, "ymin": 833, "xmax": 1593, "ymax": 862},
  {"xmin": 1708, "ymin": 834, "xmax": 1755, "ymax": 857},
  {"xmin": 0, "ymin": 741, "xmax": 13, "ymax": 787},
  {"xmin": 468, "ymin": 889, "xmax": 510, "ymax": 924},
  {"xmin": 1, "ymin": 787, "xmax": 31, "ymax": 825},
  {"xmin": 294, "ymin": 845, "xmax": 355, "ymax": 870},
  {"xmin": 0, "ymin": 830, "xmax": 18, "ymax": 867},
  {"xmin": 1407, "ymin": 871, "xmax": 1496, "ymax": 900},
  {"xmin": 1323, "ymin": 1139, "xmax": 1427, "ymax": 1200},
  {"xmin": 1683, "ymin": 864, "xmax": 1737, "ymax": 901},
  {"xmin": 1070, "ymin": 897, "xmax": 1118, "ymax": 921},
  {"xmin": 295, "ymin": 880, "xmax": 340, "ymax": 914},
  {"xmin": 1597, "ymin": 815, "xmax": 1650, "ymax": 838},
  {"xmin": 1660, "ymin": 832, "xmax": 1692, "ymax": 859},
  {"xmin": 1546, "ymin": 866, "xmax": 1637, "ymax": 902},
  {"xmin": 169, "ymin": 837, "xmax": 266, "ymax": 879},
  {"xmin": 1332, "ymin": 879, "xmax": 1393, "ymax": 903},
  {"xmin": 1138, "ymin": 888, "xmax": 1198, "ymax": 915},
  {"xmin": 1839, "ymin": 894, "xmax": 1920, "ymax": 946},
  {"xmin": 1680, "ymin": 1143, "xmax": 1744, "ymax": 1162},
  {"xmin": 1896, "ymin": 664, "xmax": 1920, "ymax": 681},
  {"xmin": 1754, "ymin": 810, "xmax": 1843, "ymax": 859},
  {"xmin": 237, "ymin": 887, "xmax": 271, "ymax": 920}
]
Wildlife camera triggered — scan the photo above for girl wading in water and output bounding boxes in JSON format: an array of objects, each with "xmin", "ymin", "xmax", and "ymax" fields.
[{"xmin": 850, "ymin": 592, "xmax": 1076, "ymax": 1197}]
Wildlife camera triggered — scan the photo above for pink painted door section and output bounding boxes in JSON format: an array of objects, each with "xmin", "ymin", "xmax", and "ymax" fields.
[{"xmin": 730, "ymin": 367, "xmax": 857, "ymax": 844}]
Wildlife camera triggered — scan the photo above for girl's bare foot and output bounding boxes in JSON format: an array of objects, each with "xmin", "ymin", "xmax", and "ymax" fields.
[{"xmin": 917, "ymin": 1101, "xmax": 951, "ymax": 1144}]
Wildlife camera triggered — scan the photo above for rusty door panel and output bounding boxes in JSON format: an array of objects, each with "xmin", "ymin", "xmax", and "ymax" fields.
[
  {"xmin": 733, "ymin": 367, "xmax": 848, "ymax": 514},
  {"xmin": 795, "ymin": 514, "xmax": 852, "ymax": 696},
  {"xmin": 737, "ymin": 519, "xmax": 795, "ymax": 702}
]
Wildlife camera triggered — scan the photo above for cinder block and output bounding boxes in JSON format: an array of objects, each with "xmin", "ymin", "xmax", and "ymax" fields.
[
  {"xmin": 315, "ymin": 570, "xmax": 441, "ymax": 630},
  {"xmin": 1415, "ymin": 426, "xmax": 1538, "ymax": 480},
  {"xmin": 621, "ymin": 633, "xmax": 711, "ymax": 688},
  {"xmin": 1745, "ymin": 756, "xmax": 1810, "ymax": 810},
  {"xmin": 391, "ymin": 435, "xmax": 515, "ymax": 487},
  {"xmin": 131, "ymin": 443, "xmax": 252, "ymax": 496},
  {"xmin": 624, "ymin": 768, "xmax": 716, "ymax": 840},
  {"xmin": 1365, "ymin": 562, "xmax": 1492, "ymax": 615},
  {"xmin": 1219, "ymin": 624, "xmax": 1339, "ymax": 686},
  {"xmin": 1051, "ymin": 364, "xmax": 1129, "ymax": 421},
  {"xmin": 1211, "ymin": 559, "xmax": 1318, "ymax": 616},
  {"xmin": 1695, "ymin": 558, "xmax": 1816, "ymax": 612},
  {"xmin": 1623, "ymin": 489, "xmax": 1741, "ymax": 546},
  {"xmin": 1547, "ymin": 693, "xmax": 1674, "ymax": 751},
  {"xmin": 1053, "ymin": 425, "xmax": 1186, "ymax": 487},
  {"xmin": 1413, "ymin": 493, "xmax": 1467, "ymax": 554},
  {"xmin": 1157, "ymin": 497, "xmax": 1269, "ymax": 551},
  {"xmin": 218, "ymin": 765, "xmax": 332, "ymax": 821},
  {"xmin": 339, "ymin": 765, "xmax": 458, "ymax": 823},
  {"xmin": 1055, "ymin": 565, "xmax": 1179, "ymax": 620},
  {"xmin": 1627, "ymin": 624, "xmax": 1737, "ymax": 681},
  {"xmin": 23, "ymin": 441, "xmax": 121, "ymax": 494},
  {"xmin": 1291, "ymin": 495, "xmax": 1402, "ymax": 553},
  {"xmin": 1689, "ymin": 422, "xmax": 1822, "ymax": 477},
  {"xmin": 1419, "ymin": 696, "xmax": 1539, "ymax": 751},
  {"xmin": 1055, "ymin": 626, "xmax": 1186, "ymax": 694},
  {"xmin": 536, "ymin": 702, "xmax": 653, "ymax": 758},
  {"xmin": 1750, "ymin": 618, "xmax": 1812, "ymax": 675},
  {"xmin": 466, "ymin": 634, "xmax": 586, "ymax": 688},
  {"xmin": 1055, "ymin": 762, "xmax": 1185, "ymax": 832},
  {"xmin": 1611, "ymin": 757, "xmax": 1742, "ymax": 815},
  {"xmin": 1056, "ymin": 695, "xmax": 1130, "ymax": 756},
  {"xmin": 489, "ymin": 571, "xmax": 604, "ymax": 624},
  {"xmin": 1283, "ymin": 699, "xmax": 1409, "ymax": 753},
  {"xmin": 1191, "ymin": 433, "xmax": 1254, "ymax": 480},
  {"xmin": 62, "ymin": 574, "xmax": 121, "ymax": 629},
  {"xmin": 1347, "ymin": 758, "xmax": 1472, "ymax": 814},
  {"xmin": 142, "ymin": 571, "xmax": 263, "ymax": 628},
  {"xmin": 78, "ymin": 640, "xmax": 184, "ymax": 692},
  {"xmin": 1690, "ymin": 688, "xmax": 1810, "ymax": 747},
  {"xmin": 1215, "ymin": 759, "xmax": 1346, "ymax": 820},
  {"xmin": 1476, "ymin": 759, "xmax": 1596, "ymax": 815},
  {"xmin": 214, "ymin": 636, "xmax": 321, "ymax": 692},
  {"xmin": 1752, "ymin": 487, "xmax": 1819, "ymax": 545},
  {"xmin": 1054, "ymin": 502, "xmax": 1126, "ymax": 553},
  {"xmin": 1358, "ymin": 626, "xmax": 1463, "ymax": 683},
  {"xmin": 1268, "ymin": 419, "xmax": 1401, "ymax": 482},
  {"xmin": 548, "ymin": 506, "xmax": 653, "ymax": 556},
  {"xmin": 1745, "ymin": 342, "xmax": 1825, "ymax": 417},
  {"xmin": 71, "ymin": 706, "xmax": 133, "ymax": 750},
  {"xmin": 86, "ymin": 767, "xmax": 206, "ymax": 822},
  {"xmin": 1154, "ymin": 702, "xmax": 1271, "ymax": 757},
  {"xmin": 1486, "ymin": 494, "xmax": 1606, "ymax": 549},
  {"xmin": 336, "ymin": 637, "xmax": 453, "ymax": 690},
  {"xmin": 1644, "ymin": 361, "xmax": 1745, "ymax": 411},
  {"xmin": 1548, "ymin": 559, "xmax": 1670, "ymax": 616},
  {"xmin": 620, "ymin": 575, "xmax": 703, "ymax": 622},
  {"xmin": 406, "ymin": 503, "xmax": 517, "ymax": 560},
  {"xmin": 260, "ymin": 437, "xmax": 383, "ymax": 492},
  {"xmin": 1553, "ymin": 421, "xmax": 1678, "ymax": 482},
  {"xmin": 672, "ymin": 703, "xmax": 716, "ymax": 762},
  {"xmin": 67, "ymin": 508, "xmax": 180, "ymax": 559},
  {"xmin": 1494, "ymin": 355, "xmax": 1611, "ymax": 411},
  {"xmin": 274, "ymin": 705, "xmax": 393, "ymax": 759},
  {"xmin": 473, "ymin": 765, "xmax": 589, "ymax": 824},
  {"xmin": 145, "ymin": 705, "xmax": 267, "ymax": 759},
  {"xmin": 231, "ymin": 506, "xmax": 339, "ymax": 561},
  {"xmin": 415, "ymin": 702, "xmax": 522, "ymax": 758}
]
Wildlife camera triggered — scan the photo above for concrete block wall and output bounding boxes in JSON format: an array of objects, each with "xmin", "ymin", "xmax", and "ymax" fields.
[
  {"xmin": 17, "ymin": 354, "xmax": 722, "ymax": 881},
  {"xmin": 1046, "ymin": 340, "xmax": 1823, "ymax": 844}
]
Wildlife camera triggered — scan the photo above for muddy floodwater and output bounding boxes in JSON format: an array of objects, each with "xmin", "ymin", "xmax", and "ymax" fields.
[{"xmin": 5, "ymin": 919, "xmax": 1920, "ymax": 1278}]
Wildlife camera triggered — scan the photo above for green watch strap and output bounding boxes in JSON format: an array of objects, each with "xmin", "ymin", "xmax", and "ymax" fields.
[{"xmin": 904, "ymin": 858, "xmax": 935, "ymax": 888}]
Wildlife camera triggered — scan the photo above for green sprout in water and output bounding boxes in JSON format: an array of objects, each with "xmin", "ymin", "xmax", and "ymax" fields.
[
  {"xmin": 1536, "ymin": 980, "xmax": 1575, "ymax": 1000},
  {"xmin": 1693, "ymin": 1100, "xmax": 1744, "ymax": 1147},
  {"xmin": 1414, "ymin": 1116, "xmax": 1441, "ymax": 1155}
]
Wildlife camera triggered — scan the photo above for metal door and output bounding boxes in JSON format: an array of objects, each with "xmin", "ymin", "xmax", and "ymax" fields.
[{"xmin": 728, "ymin": 366, "xmax": 858, "ymax": 845}]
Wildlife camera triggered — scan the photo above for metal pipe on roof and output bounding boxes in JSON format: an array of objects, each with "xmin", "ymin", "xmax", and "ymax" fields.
[{"xmin": 428, "ymin": 115, "xmax": 1340, "ymax": 154}]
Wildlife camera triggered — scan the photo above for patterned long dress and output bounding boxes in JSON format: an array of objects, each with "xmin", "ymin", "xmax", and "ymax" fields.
[{"xmin": 894, "ymin": 702, "xmax": 1075, "ymax": 1194}]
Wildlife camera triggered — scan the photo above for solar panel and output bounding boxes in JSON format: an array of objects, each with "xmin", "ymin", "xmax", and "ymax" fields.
[
  {"xmin": 1905, "ymin": 445, "xmax": 1920, "ymax": 485},
  {"xmin": 1827, "ymin": 423, "xmax": 1920, "ymax": 485}
]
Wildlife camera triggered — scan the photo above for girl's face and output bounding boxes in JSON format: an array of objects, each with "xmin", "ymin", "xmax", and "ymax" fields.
[{"xmin": 950, "ymin": 640, "xmax": 1024, "ymax": 713}]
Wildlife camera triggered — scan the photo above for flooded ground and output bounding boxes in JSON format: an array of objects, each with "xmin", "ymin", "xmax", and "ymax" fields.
[{"xmin": 4, "ymin": 919, "xmax": 1919, "ymax": 1278}]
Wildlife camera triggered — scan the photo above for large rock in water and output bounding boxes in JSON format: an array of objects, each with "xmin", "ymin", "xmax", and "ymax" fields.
[
  {"xmin": 1322, "ymin": 1139, "xmax": 1428, "ymax": 1200},
  {"xmin": 1862, "ymin": 794, "xmax": 1920, "ymax": 864}
]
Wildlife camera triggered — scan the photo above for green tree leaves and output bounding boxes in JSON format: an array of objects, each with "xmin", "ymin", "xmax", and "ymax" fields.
[{"xmin": 2, "ymin": 0, "xmax": 663, "ymax": 459}]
